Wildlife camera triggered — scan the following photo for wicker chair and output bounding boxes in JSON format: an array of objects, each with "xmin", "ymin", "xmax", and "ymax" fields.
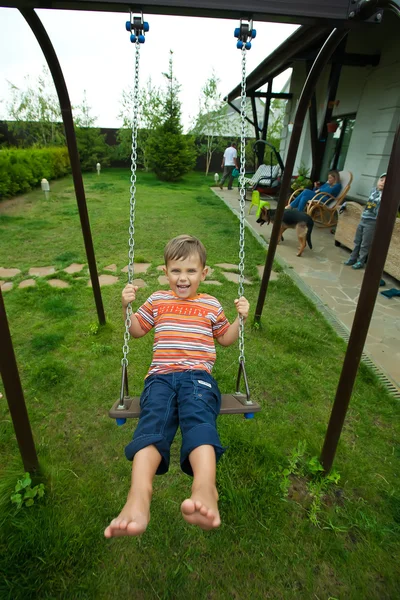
[{"xmin": 307, "ymin": 171, "xmax": 353, "ymax": 227}]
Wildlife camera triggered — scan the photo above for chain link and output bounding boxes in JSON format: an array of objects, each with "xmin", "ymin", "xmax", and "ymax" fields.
[
  {"xmin": 121, "ymin": 38, "xmax": 140, "ymax": 368},
  {"xmin": 238, "ymin": 44, "xmax": 247, "ymax": 364}
]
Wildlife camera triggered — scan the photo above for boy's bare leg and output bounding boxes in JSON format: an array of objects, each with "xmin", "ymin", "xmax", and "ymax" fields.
[
  {"xmin": 181, "ymin": 445, "xmax": 220, "ymax": 530},
  {"xmin": 104, "ymin": 445, "xmax": 161, "ymax": 538}
]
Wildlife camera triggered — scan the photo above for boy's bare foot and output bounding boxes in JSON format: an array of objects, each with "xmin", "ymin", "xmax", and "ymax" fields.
[
  {"xmin": 104, "ymin": 489, "xmax": 151, "ymax": 538},
  {"xmin": 181, "ymin": 484, "xmax": 220, "ymax": 530}
]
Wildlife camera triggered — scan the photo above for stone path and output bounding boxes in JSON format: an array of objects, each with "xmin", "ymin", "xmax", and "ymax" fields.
[
  {"xmin": 216, "ymin": 187, "xmax": 400, "ymax": 389},
  {"xmin": 0, "ymin": 262, "xmax": 272, "ymax": 292}
]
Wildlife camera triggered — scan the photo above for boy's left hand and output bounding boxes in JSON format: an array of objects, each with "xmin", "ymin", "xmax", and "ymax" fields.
[{"xmin": 234, "ymin": 296, "xmax": 250, "ymax": 320}]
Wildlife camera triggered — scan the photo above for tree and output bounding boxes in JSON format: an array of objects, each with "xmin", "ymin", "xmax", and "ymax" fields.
[
  {"xmin": 145, "ymin": 51, "xmax": 196, "ymax": 181},
  {"xmin": 116, "ymin": 78, "xmax": 164, "ymax": 168},
  {"xmin": 191, "ymin": 72, "xmax": 228, "ymax": 175},
  {"xmin": 6, "ymin": 66, "xmax": 65, "ymax": 147},
  {"xmin": 268, "ymin": 98, "xmax": 285, "ymax": 148},
  {"xmin": 73, "ymin": 92, "xmax": 110, "ymax": 171}
]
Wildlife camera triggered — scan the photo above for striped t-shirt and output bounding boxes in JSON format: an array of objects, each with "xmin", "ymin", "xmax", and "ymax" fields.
[{"xmin": 135, "ymin": 290, "xmax": 230, "ymax": 377}]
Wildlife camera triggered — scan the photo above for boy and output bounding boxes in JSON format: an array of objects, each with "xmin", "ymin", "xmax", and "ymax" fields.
[
  {"xmin": 104, "ymin": 235, "xmax": 249, "ymax": 537},
  {"xmin": 344, "ymin": 173, "xmax": 386, "ymax": 269}
]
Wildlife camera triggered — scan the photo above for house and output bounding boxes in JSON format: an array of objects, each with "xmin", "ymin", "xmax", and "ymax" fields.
[
  {"xmin": 192, "ymin": 97, "xmax": 281, "ymax": 140},
  {"xmin": 226, "ymin": 15, "xmax": 399, "ymax": 202}
]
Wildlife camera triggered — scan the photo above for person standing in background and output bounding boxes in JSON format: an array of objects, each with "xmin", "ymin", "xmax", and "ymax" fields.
[{"xmin": 219, "ymin": 142, "xmax": 238, "ymax": 191}]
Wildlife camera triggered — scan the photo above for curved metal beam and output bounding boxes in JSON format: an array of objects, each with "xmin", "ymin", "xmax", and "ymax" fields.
[
  {"xmin": 19, "ymin": 8, "xmax": 106, "ymax": 326},
  {"xmin": 254, "ymin": 27, "xmax": 348, "ymax": 322}
]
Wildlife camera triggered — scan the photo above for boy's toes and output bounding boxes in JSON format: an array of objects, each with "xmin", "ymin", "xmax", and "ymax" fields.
[
  {"xmin": 199, "ymin": 504, "xmax": 209, "ymax": 516},
  {"xmin": 181, "ymin": 498, "xmax": 196, "ymax": 515}
]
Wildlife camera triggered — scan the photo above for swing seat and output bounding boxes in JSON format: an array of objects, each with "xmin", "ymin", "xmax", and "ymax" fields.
[{"xmin": 109, "ymin": 394, "xmax": 261, "ymax": 419}]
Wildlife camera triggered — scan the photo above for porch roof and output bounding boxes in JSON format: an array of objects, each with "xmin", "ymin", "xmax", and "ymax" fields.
[{"xmin": 226, "ymin": 24, "xmax": 380, "ymax": 102}]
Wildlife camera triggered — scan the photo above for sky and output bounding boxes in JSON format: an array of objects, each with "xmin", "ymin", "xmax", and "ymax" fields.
[{"xmin": 0, "ymin": 8, "xmax": 298, "ymax": 131}]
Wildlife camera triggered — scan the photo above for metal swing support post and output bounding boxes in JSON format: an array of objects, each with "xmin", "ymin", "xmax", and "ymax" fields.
[
  {"xmin": 19, "ymin": 8, "xmax": 106, "ymax": 326},
  {"xmin": 0, "ymin": 288, "xmax": 39, "ymax": 472}
]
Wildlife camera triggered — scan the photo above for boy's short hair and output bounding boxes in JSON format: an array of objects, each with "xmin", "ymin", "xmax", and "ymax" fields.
[{"xmin": 164, "ymin": 235, "xmax": 207, "ymax": 268}]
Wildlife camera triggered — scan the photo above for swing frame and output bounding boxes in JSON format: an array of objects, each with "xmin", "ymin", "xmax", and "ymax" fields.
[{"xmin": 1, "ymin": 0, "xmax": 399, "ymax": 474}]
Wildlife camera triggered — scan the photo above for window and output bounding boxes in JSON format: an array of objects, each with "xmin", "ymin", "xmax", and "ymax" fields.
[{"xmin": 321, "ymin": 114, "xmax": 356, "ymax": 179}]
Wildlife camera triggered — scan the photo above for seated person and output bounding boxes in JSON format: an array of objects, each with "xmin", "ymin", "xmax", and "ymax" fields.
[{"xmin": 288, "ymin": 170, "xmax": 341, "ymax": 212}]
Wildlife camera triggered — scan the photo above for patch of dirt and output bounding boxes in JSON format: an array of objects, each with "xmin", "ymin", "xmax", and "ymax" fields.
[
  {"xmin": 0, "ymin": 195, "xmax": 31, "ymax": 211},
  {"xmin": 287, "ymin": 475, "xmax": 313, "ymax": 507}
]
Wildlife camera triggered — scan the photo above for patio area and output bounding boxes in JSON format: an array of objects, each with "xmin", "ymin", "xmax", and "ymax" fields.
[{"xmin": 215, "ymin": 187, "xmax": 400, "ymax": 391}]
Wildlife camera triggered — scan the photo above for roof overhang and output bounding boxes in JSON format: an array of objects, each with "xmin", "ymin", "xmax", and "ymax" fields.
[
  {"xmin": 226, "ymin": 23, "xmax": 381, "ymax": 101},
  {"xmin": 1, "ymin": 0, "xmax": 355, "ymax": 23}
]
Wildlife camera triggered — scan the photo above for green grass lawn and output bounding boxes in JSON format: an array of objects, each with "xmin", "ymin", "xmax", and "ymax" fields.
[{"xmin": 0, "ymin": 169, "xmax": 399, "ymax": 599}]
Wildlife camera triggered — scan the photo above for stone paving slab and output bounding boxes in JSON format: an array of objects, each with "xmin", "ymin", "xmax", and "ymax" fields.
[
  {"xmin": 18, "ymin": 279, "xmax": 36, "ymax": 289},
  {"xmin": 48, "ymin": 279, "xmax": 70, "ymax": 288},
  {"xmin": 221, "ymin": 272, "xmax": 253, "ymax": 285},
  {"xmin": 0, "ymin": 267, "xmax": 21, "ymax": 277},
  {"xmin": 215, "ymin": 263, "xmax": 238, "ymax": 270},
  {"xmin": 29, "ymin": 266, "xmax": 56, "ymax": 277},
  {"xmin": 132, "ymin": 278, "xmax": 147, "ymax": 288},
  {"xmin": 122, "ymin": 263, "xmax": 151, "ymax": 274},
  {"xmin": 88, "ymin": 275, "xmax": 119, "ymax": 287},
  {"xmin": 0, "ymin": 282, "xmax": 13, "ymax": 291},
  {"xmin": 257, "ymin": 266, "xmax": 279, "ymax": 281},
  {"xmin": 104, "ymin": 264, "xmax": 118, "ymax": 272},
  {"xmin": 64, "ymin": 263, "xmax": 85, "ymax": 274}
]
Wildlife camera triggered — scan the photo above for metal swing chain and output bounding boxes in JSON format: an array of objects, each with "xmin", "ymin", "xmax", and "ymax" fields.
[
  {"xmin": 238, "ymin": 44, "xmax": 247, "ymax": 365},
  {"xmin": 121, "ymin": 38, "xmax": 141, "ymax": 369}
]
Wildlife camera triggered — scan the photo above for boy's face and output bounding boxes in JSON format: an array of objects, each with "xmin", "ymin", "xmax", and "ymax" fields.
[
  {"xmin": 377, "ymin": 176, "xmax": 386, "ymax": 191},
  {"xmin": 164, "ymin": 254, "xmax": 208, "ymax": 299}
]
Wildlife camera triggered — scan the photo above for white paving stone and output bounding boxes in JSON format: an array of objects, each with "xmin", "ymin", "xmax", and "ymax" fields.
[
  {"xmin": 88, "ymin": 275, "xmax": 119, "ymax": 287},
  {"xmin": 18, "ymin": 279, "xmax": 36, "ymax": 289},
  {"xmin": 122, "ymin": 263, "xmax": 151, "ymax": 274},
  {"xmin": 48, "ymin": 279, "xmax": 70, "ymax": 288},
  {"xmin": 222, "ymin": 272, "xmax": 253, "ymax": 285},
  {"xmin": 0, "ymin": 267, "xmax": 21, "ymax": 278},
  {"xmin": 64, "ymin": 263, "xmax": 85, "ymax": 274},
  {"xmin": 29, "ymin": 266, "xmax": 56, "ymax": 277}
]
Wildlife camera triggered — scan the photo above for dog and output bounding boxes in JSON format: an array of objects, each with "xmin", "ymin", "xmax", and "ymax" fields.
[{"xmin": 257, "ymin": 207, "xmax": 314, "ymax": 257}]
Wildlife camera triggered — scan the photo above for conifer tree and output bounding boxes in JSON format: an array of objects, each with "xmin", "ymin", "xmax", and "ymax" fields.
[{"xmin": 146, "ymin": 51, "xmax": 196, "ymax": 181}]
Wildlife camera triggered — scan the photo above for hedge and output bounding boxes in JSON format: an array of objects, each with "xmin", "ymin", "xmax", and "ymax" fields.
[{"xmin": 0, "ymin": 147, "xmax": 71, "ymax": 199}]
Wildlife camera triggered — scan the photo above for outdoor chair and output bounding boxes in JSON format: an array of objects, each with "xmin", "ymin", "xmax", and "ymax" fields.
[
  {"xmin": 307, "ymin": 171, "xmax": 353, "ymax": 227},
  {"xmin": 242, "ymin": 164, "xmax": 280, "ymax": 191},
  {"xmin": 287, "ymin": 171, "xmax": 353, "ymax": 227},
  {"xmin": 248, "ymin": 190, "xmax": 271, "ymax": 216}
]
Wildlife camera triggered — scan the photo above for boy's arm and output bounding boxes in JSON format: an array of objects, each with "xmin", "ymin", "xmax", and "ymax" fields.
[
  {"xmin": 122, "ymin": 284, "xmax": 148, "ymax": 338},
  {"xmin": 216, "ymin": 297, "xmax": 250, "ymax": 347}
]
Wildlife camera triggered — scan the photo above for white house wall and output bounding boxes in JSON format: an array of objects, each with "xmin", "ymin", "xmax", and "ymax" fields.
[{"xmin": 282, "ymin": 16, "xmax": 400, "ymax": 201}]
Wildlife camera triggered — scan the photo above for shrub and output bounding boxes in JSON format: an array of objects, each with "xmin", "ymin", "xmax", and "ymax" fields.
[
  {"xmin": 0, "ymin": 147, "xmax": 71, "ymax": 199},
  {"xmin": 146, "ymin": 131, "xmax": 196, "ymax": 181}
]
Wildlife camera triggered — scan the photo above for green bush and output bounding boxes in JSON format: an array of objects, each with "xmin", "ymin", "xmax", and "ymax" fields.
[
  {"xmin": 0, "ymin": 147, "xmax": 71, "ymax": 199},
  {"xmin": 146, "ymin": 131, "xmax": 196, "ymax": 181}
]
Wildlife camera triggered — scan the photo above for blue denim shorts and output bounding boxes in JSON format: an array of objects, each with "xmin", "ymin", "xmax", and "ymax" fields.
[{"xmin": 124, "ymin": 370, "xmax": 225, "ymax": 475}]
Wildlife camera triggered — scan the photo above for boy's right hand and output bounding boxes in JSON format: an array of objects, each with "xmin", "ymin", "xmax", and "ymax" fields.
[{"xmin": 122, "ymin": 284, "xmax": 139, "ymax": 309}]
